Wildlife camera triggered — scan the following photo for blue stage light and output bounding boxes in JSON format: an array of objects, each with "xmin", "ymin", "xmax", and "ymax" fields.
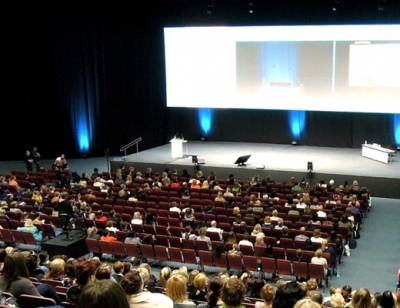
[
  {"xmin": 198, "ymin": 108, "xmax": 213, "ymax": 136},
  {"xmin": 393, "ymin": 114, "xmax": 400, "ymax": 145},
  {"xmin": 289, "ymin": 110, "xmax": 306, "ymax": 140}
]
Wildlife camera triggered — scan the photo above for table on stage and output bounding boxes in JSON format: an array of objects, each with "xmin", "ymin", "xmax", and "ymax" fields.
[{"xmin": 361, "ymin": 143, "xmax": 395, "ymax": 164}]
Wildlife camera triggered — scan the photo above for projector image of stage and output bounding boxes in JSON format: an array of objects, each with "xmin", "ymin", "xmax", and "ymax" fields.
[
  {"xmin": 41, "ymin": 230, "xmax": 88, "ymax": 259},
  {"xmin": 110, "ymin": 141, "xmax": 400, "ymax": 199}
]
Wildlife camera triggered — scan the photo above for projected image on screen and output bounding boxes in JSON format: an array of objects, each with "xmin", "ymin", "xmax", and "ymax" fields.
[
  {"xmin": 164, "ymin": 25, "xmax": 400, "ymax": 113},
  {"xmin": 236, "ymin": 41, "xmax": 333, "ymax": 109}
]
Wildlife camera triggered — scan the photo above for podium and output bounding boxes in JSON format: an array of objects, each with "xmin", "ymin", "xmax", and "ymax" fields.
[{"xmin": 170, "ymin": 138, "xmax": 186, "ymax": 158}]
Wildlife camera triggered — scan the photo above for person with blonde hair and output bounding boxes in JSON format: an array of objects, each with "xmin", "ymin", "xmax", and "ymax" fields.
[
  {"xmin": 87, "ymin": 226, "xmax": 100, "ymax": 240},
  {"xmin": 44, "ymin": 258, "xmax": 66, "ymax": 280},
  {"xmin": 131, "ymin": 212, "xmax": 143, "ymax": 225},
  {"xmin": 311, "ymin": 249, "xmax": 328, "ymax": 280},
  {"xmin": 166, "ymin": 274, "xmax": 194, "ymax": 305},
  {"xmin": 330, "ymin": 292, "xmax": 345, "ymax": 308},
  {"xmin": 255, "ymin": 233, "xmax": 266, "ymax": 248},
  {"xmin": 311, "ymin": 229, "xmax": 323, "ymax": 244},
  {"xmin": 262, "ymin": 216, "xmax": 274, "ymax": 229},
  {"xmin": 17, "ymin": 219, "xmax": 42, "ymax": 243},
  {"xmin": 293, "ymin": 298, "xmax": 321, "ymax": 308},
  {"xmin": 190, "ymin": 272, "xmax": 208, "ymax": 302},
  {"xmin": 270, "ymin": 210, "xmax": 279, "ymax": 221},
  {"xmin": 159, "ymin": 267, "xmax": 171, "ymax": 288},
  {"xmin": 251, "ymin": 224, "xmax": 265, "ymax": 237},
  {"xmin": 196, "ymin": 227, "xmax": 212, "ymax": 251}
]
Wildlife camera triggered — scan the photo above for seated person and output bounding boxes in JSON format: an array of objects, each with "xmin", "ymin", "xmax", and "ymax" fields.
[{"xmin": 53, "ymin": 154, "xmax": 68, "ymax": 170}]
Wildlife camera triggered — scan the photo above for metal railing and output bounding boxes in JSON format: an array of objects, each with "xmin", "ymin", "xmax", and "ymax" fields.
[{"xmin": 120, "ymin": 137, "xmax": 142, "ymax": 157}]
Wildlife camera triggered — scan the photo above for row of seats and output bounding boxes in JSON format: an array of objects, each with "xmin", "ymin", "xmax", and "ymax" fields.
[{"xmin": 85, "ymin": 239, "xmax": 330, "ymax": 288}]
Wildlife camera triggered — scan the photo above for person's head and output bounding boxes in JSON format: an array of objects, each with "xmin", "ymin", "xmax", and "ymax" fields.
[
  {"xmin": 281, "ymin": 226, "xmax": 289, "ymax": 236},
  {"xmin": 44, "ymin": 258, "xmax": 66, "ymax": 279},
  {"xmin": 379, "ymin": 290, "xmax": 396, "ymax": 308},
  {"xmin": 166, "ymin": 274, "xmax": 188, "ymax": 303},
  {"xmin": 2, "ymin": 252, "xmax": 30, "ymax": 281},
  {"xmin": 272, "ymin": 210, "xmax": 278, "ymax": 217},
  {"xmin": 206, "ymin": 276, "xmax": 225, "ymax": 307},
  {"xmin": 253, "ymin": 224, "xmax": 262, "ymax": 234},
  {"xmin": 331, "ymin": 293, "xmax": 345, "ymax": 308},
  {"xmin": 307, "ymin": 290, "xmax": 323, "ymax": 304},
  {"xmin": 260, "ymin": 283, "xmax": 275, "ymax": 303},
  {"xmin": 273, "ymin": 281, "xmax": 307, "ymax": 308},
  {"xmin": 199, "ymin": 227, "xmax": 207, "ymax": 237},
  {"xmin": 306, "ymin": 279, "xmax": 319, "ymax": 291},
  {"xmin": 75, "ymin": 260, "xmax": 97, "ymax": 287},
  {"xmin": 121, "ymin": 270, "xmax": 144, "ymax": 295},
  {"xmin": 159, "ymin": 266, "xmax": 171, "ymax": 288},
  {"xmin": 76, "ymin": 279, "xmax": 130, "ymax": 308},
  {"xmin": 193, "ymin": 272, "xmax": 208, "ymax": 291},
  {"xmin": 133, "ymin": 212, "xmax": 142, "ymax": 220},
  {"xmin": 313, "ymin": 229, "xmax": 321, "ymax": 238},
  {"xmin": 24, "ymin": 219, "xmax": 34, "ymax": 228},
  {"xmin": 342, "ymin": 285, "xmax": 352, "ymax": 301},
  {"xmin": 95, "ymin": 264, "xmax": 112, "ymax": 280},
  {"xmin": 221, "ymin": 277, "xmax": 246, "ymax": 307},
  {"xmin": 293, "ymin": 298, "xmax": 321, "ymax": 308},
  {"xmin": 350, "ymin": 288, "xmax": 371, "ymax": 308},
  {"xmin": 226, "ymin": 231, "xmax": 236, "ymax": 244}
]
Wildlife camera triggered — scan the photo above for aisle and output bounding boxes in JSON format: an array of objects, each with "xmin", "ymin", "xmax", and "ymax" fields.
[{"xmin": 331, "ymin": 197, "xmax": 400, "ymax": 293}]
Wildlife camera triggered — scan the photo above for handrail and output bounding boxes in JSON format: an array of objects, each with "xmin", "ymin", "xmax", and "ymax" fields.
[{"xmin": 120, "ymin": 137, "xmax": 142, "ymax": 156}]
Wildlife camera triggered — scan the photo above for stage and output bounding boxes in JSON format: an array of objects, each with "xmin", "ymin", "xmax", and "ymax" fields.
[
  {"xmin": 41, "ymin": 230, "xmax": 88, "ymax": 259},
  {"xmin": 110, "ymin": 141, "xmax": 400, "ymax": 199}
]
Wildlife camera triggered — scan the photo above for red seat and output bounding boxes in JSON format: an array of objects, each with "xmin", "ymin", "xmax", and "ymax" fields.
[
  {"xmin": 85, "ymin": 238, "xmax": 101, "ymax": 257},
  {"xmin": 277, "ymin": 259, "xmax": 292, "ymax": 277},
  {"xmin": 168, "ymin": 247, "xmax": 183, "ymax": 263},
  {"xmin": 198, "ymin": 250, "xmax": 214, "ymax": 269}
]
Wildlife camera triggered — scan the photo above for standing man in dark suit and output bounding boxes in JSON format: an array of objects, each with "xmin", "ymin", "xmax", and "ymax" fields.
[{"xmin": 32, "ymin": 146, "xmax": 41, "ymax": 171}]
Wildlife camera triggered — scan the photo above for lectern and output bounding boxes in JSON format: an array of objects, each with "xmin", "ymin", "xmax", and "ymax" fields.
[{"xmin": 170, "ymin": 138, "xmax": 184, "ymax": 158}]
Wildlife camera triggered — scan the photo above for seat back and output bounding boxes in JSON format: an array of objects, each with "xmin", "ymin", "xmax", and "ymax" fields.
[{"xmin": 18, "ymin": 294, "xmax": 56, "ymax": 308}]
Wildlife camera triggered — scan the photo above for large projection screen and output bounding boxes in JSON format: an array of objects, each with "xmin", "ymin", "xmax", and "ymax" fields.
[{"xmin": 164, "ymin": 25, "xmax": 400, "ymax": 113}]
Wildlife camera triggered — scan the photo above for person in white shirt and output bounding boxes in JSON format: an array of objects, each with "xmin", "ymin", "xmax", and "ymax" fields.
[
  {"xmin": 317, "ymin": 205, "xmax": 327, "ymax": 218},
  {"xmin": 207, "ymin": 220, "xmax": 223, "ymax": 240},
  {"xmin": 93, "ymin": 177, "xmax": 104, "ymax": 187},
  {"xmin": 131, "ymin": 212, "xmax": 143, "ymax": 225},
  {"xmin": 121, "ymin": 270, "xmax": 174, "ymax": 308},
  {"xmin": 310, "ymin": 229, "xmax": 324, "ymax": 244},
  {"xmin": 296, "ymin": 198, "xmax": 307, "ymax": 209},
  {"xmin": 169, "ymin": 201, "xmax": 181, "ymax": 213},
  {"xmin": 311, "ymin": 248, "xmax": 328, "ymax": 276},
  {"xmin": 238, "ymin": 232, "xmax": 254, "ymax": 250}
]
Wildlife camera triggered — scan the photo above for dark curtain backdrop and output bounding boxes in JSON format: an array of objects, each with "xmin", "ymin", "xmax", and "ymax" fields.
[{"xmin": 0, "ymin": 0, "xmax": 398, "ymax": 161}]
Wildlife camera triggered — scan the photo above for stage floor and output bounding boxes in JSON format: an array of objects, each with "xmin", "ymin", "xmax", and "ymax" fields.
[
  {"xmin": 110, "ymin": 141, "xmax": 400, "ymax": 199},
  {"xmin": 119, "ymin": 141, "xmax": 399, "ymax": 179}
]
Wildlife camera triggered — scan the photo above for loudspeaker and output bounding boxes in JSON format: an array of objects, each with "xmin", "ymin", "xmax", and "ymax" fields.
[
  {"xmin": 307, "ymin": 161, "xmax": 313, "ymax": 171},
  {"xmin": 104, "ymin": 149, "xmax": 110, "ymax": 158},
  {"xmin": 192, "ymin": 155, "xmax": 198, "ymax": 164}
]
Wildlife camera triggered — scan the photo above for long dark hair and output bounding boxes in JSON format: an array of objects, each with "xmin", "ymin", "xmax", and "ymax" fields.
[{"xmin": 2, "ymin": 252, "xmax": 30, "ymax": 282}]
